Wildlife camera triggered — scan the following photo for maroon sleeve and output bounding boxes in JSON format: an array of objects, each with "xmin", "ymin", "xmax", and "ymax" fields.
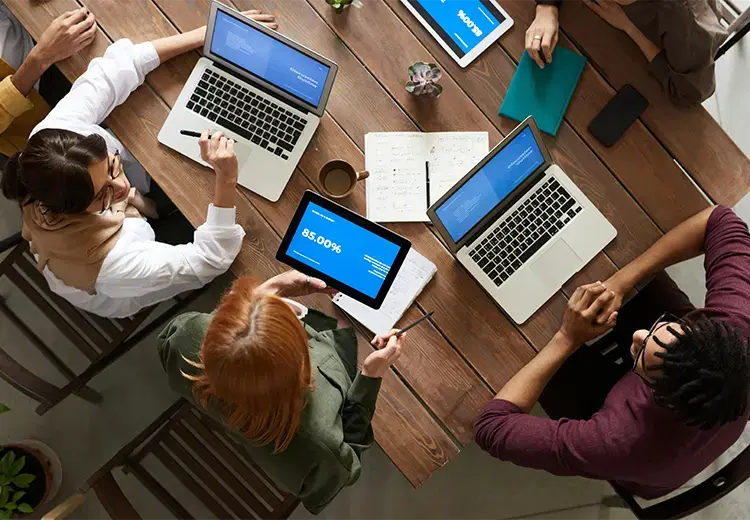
[
  {"xmin": 474, "ymin": 399, "xmax": 644, "ymax": 481},
  {"xmin": 699, "ymin": 206, "xmax": 750, "ymax": 333}
]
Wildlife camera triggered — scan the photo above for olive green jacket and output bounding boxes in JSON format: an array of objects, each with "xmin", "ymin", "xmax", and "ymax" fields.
[{"xmin": 156, "ymin": 309, "xmax": 381, "ymax": 514}]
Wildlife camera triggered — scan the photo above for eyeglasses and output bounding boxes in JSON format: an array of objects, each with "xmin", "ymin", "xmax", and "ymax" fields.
[
  {"xmin": 632, "ymin": 312, "xmax": 686, "ymax": 383},
  {"xmin": 93, "ymin": 150, "xmax": 122, "ymax": 214}
]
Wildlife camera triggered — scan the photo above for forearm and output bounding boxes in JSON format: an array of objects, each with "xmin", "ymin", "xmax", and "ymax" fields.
[
  {"xmin": 613, "ymin": 206, "xmax": 716, "ymax": 289},
  {"xmin": 212, "ymin": 178, "xmax": 237, "ymax": 209},
  {"xmin": 624, "ymin": 21, "xmax": 660, "ymax": 62},
  {"xmin": 494, "ymin": 332, "xmax": 576, "ymax": 413},
  {"xmin": 10, "ymin": 50, "xmax": 47, "ymax": 97},
  {"xmin": 151, "ymin": 27, "xmax": 206, "ymax": 64}
]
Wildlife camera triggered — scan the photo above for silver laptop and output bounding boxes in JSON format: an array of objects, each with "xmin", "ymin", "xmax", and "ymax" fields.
[
  {"xmin": 158, "ymin": 1, "xmax": 338, "ymax": 202},
  {"xmin": 427, "ymin": 117, "xmax": 617, "ymax": 324}
]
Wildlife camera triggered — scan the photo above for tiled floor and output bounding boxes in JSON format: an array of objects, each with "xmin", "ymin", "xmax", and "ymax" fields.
[{"xmin": 1, "ymin": 11, "xmax": 749, "ymax": 520}]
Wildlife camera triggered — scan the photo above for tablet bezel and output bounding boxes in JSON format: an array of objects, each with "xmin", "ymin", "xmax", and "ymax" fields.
[
  {"xmin": 400, "ymin": 0, "xmax": 514, "ymax": 68},
  {"xmin": 276, "ymin": 191, "xmax": 412, "ymax": 309}
]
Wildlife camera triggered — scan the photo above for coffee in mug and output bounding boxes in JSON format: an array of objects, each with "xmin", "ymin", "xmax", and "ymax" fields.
[{"xmin": 318, "ymin": 160, "xmax": 369, "ymax": 199}]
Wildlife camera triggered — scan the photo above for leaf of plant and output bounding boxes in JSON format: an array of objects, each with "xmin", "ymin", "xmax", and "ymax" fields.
[
  {"xmin": 10, "ymin": 457, "xmax": 25, "ymax": 477},
  {"xmin": 0, "ymin": 452, "xmax": 14, "ymax": 476},
  {"xmin": 11, "ymin": 474, "xmax": 35, "ymax": 489},
  {"xmin": 11, "ymin": 491, "xmax": 23, "ymax": 504},
  {"xmin": 17, "ymin": 503, "xmax": 33, "ymax": 514},
  {"xmin": 0, "ymin": 476, "xmax": 8, "ymax": 486},
  {"xmin": 0, "ymin": 486, "xmax": 8, "ymax": 507},
  {"xmin": 0, "ymin": 405, "xmax": 9, "ymax": 414},
  {"xmin": 4, "ymin": 502, "xmax": 15, "ymax": 511},
  {"xmin": 0, "ymin": 507, "xmax": 10, "ymax": 519}
]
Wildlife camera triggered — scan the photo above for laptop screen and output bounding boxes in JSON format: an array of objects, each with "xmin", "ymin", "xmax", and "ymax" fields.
[
  {"xmin": 210, "ymin": 10, "xmax": 332, "ymax": 108},
  {"xmin": 434, "ymin": 126, "xmax": 545, "ymax": 242}
]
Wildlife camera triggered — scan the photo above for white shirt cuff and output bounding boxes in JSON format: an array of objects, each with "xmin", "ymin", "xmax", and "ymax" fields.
[
  {"xmin": 206, "ymin": 204, "xmax": 237, "ymax": 227},
  {"xmin": 134, "ymin": 41, "xmax": 161, "ymax": 74}
]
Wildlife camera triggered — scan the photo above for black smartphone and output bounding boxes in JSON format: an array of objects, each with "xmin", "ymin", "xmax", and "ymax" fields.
[{"xmin": 588, "ymin": 84, "xmax": 648, "ymax": 147}]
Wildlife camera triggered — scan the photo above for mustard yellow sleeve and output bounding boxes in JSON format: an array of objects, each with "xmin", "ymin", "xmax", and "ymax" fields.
[{"xmin": 0, "ymin": 75, "xmax": 34, "ymax": 135}]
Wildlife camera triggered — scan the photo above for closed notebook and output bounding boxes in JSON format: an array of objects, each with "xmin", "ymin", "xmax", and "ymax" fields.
[{"xmin": 499, "ymin": 47, "xmax": 586, "ymax": 136}]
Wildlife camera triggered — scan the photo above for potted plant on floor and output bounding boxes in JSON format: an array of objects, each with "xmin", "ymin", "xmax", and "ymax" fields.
[
  {"xmin": 0, "ymin": 404, "xmax": 61, "ymax": 518},
  {"xmin": 326, "ymin": 0, "xmax": 363, "ymax": 14}
]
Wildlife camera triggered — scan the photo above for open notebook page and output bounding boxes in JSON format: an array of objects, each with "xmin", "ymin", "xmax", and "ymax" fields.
[
  {"xmin": 365, "ymin": 133, "xmax": 428, "ymax": 222},
  {"xmin": 426, "ymin": 132, "xmax": 489, "ymax": 204},
  {"xmin": 332, "ymin": 248, "xmax": 437, "ymax": 335}
]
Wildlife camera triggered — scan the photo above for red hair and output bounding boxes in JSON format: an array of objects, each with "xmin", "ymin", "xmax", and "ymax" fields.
[{"xmin": 182, "ymin": 277, "xmax": 313, "ymax": 452}]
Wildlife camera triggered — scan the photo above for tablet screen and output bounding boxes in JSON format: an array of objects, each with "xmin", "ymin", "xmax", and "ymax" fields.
[
  {"xmin": 409, "ymin": 0, "xmax": 507, "ymax": 58},
  {"xmin": 278, "ymin": 193, "xmax": 411, "ymax": 307}
]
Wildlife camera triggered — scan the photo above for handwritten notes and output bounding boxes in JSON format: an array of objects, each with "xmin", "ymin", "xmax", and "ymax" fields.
[
  {"xmin": 333, "ymin": 248, "xmax": 437, "ymax": 334},
  {"xmin": 365, "ymin": 132, "xmax": 488, "ymax": 222}
]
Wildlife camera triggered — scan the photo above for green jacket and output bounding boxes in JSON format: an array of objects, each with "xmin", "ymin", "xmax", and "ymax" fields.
[{"xmin": 156, "ymin": 309, "xmax": 382, "ymax": 514}]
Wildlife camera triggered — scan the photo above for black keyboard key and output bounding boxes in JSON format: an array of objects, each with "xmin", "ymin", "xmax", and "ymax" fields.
[
  {"xmin": 518, "ymin": 232, "xmax": 552, "ymax": 263},
  {"xmin": 281, "ymin": 154, "xmax": 289, "ymax": 160},
  {"xmin": 198, "ymin": 80, "xmax": 209, "ymax": 90},
  {"xmin": 200, "ymin": 108, "xmax": 209, "ymax": 117},
  {"xmin": 186, "ymin": 101, "xmax": 195, "ymax": 110},
  {"xmin": 511, "ymin": 259, "xmax": 522, "ymax": 270},
  {"xmin": 220, "ymin": 100, "xmax": 229, "ymax": 108},
  {"xmin": 190, "ymin": 93, "xmax": 200, "ymax": 103},
  {"xmin": 278, "ymin": 140, "xmax": 294, "ymax": 152},
  {"xmin": 478, "ymin": 257, "xmax": 489, "ymax": 268},
  {"xmin": 251, "ymin": 135, "xmax": 261, "ymax": 145},
  {"xmin": 261, "ymin": 139, "xmax": 269, "ymax": 148},
  {"xmin": 293, "ymin": 120, "xmax": 305, "ymax": 131},
  {"xmin": 274, "ymin": 147, "xmax": 283, "ymax": 156},
  {"xmin": 208, "ymin": 112, "xmax": 218, "ymax": 122},
  {"xmin": 216, "ymin": 115, "xmax": 253, "ymax": 142}
]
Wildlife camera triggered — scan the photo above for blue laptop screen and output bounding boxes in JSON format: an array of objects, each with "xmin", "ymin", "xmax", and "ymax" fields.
[
  {"xmin": 210, "ymin": 10, "xmax": 331, "ymax": 107},
  {"xmin": 410, "ymin": 0, "xmax": 506, "ymax": 58},
  {"xmin": 435, "ymin": 126, "xmax": 545, "ymax": 242},
  {"xmin": 286, "ymin": 202, "xmax": 402, "ymax": 298}
]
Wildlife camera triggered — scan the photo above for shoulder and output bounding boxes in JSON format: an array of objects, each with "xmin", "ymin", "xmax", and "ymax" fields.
[{"xmin": 157, "ymin": 312, "xmax": 212, "ymax": 363}]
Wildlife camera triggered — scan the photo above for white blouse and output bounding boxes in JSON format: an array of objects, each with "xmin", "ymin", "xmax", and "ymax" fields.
[{"xmin": 30, "ymin": 39, "xmax": 245, "ymax": 318}]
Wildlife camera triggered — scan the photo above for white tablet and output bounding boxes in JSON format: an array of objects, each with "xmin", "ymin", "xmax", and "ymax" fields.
[{"xmin": 401, "ymin": 0, "xmax": 514, "ymax": 68}]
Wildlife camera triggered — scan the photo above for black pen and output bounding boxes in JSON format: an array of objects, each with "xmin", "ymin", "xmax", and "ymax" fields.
[
  {"xmin": 180, "ymin": 129, "xmax": 205, "ymax": 138},
  {"xmin": 425, "ymin": 161, "xmax": 431, "ymax": 210},
  {"xmin": 396, "ymin": 311, "xmax": 434, "ymax": 337}
]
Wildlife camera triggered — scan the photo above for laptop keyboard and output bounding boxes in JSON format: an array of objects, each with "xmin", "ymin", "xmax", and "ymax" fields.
[
  {"xmin": 468, "ymin": 178, "xmax": 583, "ymax": 287},
  {"xmin": 186, "ymin": 68, "xmax": 308, "ymax": 160}
]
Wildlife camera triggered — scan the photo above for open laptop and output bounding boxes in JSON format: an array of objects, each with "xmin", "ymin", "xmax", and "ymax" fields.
[
  {"xmin": 158, "ymin": 2, "xmax": 338, "ymax": 202},
  {"xmin": 427, "ymin": 117, "xmax": 617, "ymax": 324}
]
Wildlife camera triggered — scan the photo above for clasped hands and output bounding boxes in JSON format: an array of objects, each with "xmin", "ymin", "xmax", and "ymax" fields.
[{"xmin": 557, "ymin": 278, "xmax": 628, "ymax": 349}]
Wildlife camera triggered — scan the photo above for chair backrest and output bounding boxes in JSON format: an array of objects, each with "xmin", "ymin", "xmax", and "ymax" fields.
[{"xmin": 614, "ymin": 442, "xmax": 750, "ymax": 519}]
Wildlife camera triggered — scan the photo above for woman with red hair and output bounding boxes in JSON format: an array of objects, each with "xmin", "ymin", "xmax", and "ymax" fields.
[{"xmin": 157, "ymin": 270, "xmax": 405, "ymax": 514}]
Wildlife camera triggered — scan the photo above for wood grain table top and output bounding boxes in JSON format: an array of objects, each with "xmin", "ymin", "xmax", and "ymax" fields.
[{"xmin": 6, "ymin": 0, "xmax": 749, "ymax": 488}]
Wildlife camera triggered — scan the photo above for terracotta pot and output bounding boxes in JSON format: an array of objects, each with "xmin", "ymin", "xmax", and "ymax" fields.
[{"xmin": 3, "ymin": 441, "xmax": 62, "ymax": 514}]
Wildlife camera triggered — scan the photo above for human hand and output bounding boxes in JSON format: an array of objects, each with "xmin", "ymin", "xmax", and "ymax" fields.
[
  {"xmin": 583, "ymin": 0, "xmax": 633, "ymax": 32},
  {"xmin": 30, "ymin": 8, "xmax": 97, "ymax": 70},
  {"xmin": 199, "ymin": 130, "xmax": 238, "ymax": 184},
  {"xmin": 526, "ymin": 4, "xmax": 559, "ymax": 68},
  {"xmin": 595, "ymin": 271, "xmax": 633, "ymax": 325},
  {"xmin": 241, "ymin": 10, "xmax": 278, "ymax": 31},
  {"xmin": 558, "ymin": 281, "xmax": 618, "ymax": 347},
  {"xmin": 257, "ymin": 270, "xmax": 337, "ymax": 298},
  {"xmin": 364, "ymin": 330, "xmax": 404, "ymax": 378}
]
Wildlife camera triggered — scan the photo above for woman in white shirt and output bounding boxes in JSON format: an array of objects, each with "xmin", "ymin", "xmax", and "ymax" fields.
[{"xmin": 0, "ymin": 11, "xmax": 276, "ymax": 318}]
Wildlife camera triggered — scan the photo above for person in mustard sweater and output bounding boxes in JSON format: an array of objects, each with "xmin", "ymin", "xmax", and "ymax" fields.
[{"xmin": 0, "ymin": 5, "xmax": 96, "ymax": 157}]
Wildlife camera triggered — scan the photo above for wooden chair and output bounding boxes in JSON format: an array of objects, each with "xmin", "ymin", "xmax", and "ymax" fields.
[
  {"xmin": 717, "ymin": 0, "xmax": 750, "ymax": 59},
  {"xmin": 0, "ymin": 232, "xmax": 207, "ymax": 415},
  {"xmin": 42, "ymin": 400, "xmax": 299, "ymax": 520},
  {"xmin": 603, "ymin": 442, "xmax": 750, "ymax": 519}
]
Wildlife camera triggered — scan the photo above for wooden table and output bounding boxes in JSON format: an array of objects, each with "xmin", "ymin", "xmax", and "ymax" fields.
[{"xmin": 8, "ymin": 0, "xmax": 750, "ymax": 488}]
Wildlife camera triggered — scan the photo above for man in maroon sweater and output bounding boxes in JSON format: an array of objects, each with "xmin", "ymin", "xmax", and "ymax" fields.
[{"xmin": 475, "ymin": 206, "xmax": 750, "ymax": 499}]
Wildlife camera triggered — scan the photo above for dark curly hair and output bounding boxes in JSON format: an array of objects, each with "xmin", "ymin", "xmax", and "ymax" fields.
[{"xmin": 650, "ymin": 316, "xmax": 750, "ymax": 430}]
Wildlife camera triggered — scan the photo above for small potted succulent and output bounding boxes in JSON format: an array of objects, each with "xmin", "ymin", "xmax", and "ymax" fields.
[
  {"xmin": 326, "ymin": 0, "xmax": 363, "ymax": 14},
  {"xmin": 0, "ymin": 404, "xmax": 61, "ymax": 518},
  {"xmin": 405, "ymin": 62, "xmax": 443, "ymax": 97}
]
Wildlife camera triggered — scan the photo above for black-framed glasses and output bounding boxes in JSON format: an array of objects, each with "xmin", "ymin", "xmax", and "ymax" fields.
[
  {"xmin": 632, "ymin": 312, "xmax": 687, "ymax": 383},
  {"xmin": 93, "ymin": 150, "xmax": 122, "ymax": 214}
]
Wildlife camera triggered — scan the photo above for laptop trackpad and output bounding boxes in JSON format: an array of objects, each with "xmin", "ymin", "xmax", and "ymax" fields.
[
  {"xmin": 530, "ymin": 240, "xmax": 582, "ymax": 290},
  {"xmin": 233, "ymin": 141, "xmax": 253, "ymax": 167}
]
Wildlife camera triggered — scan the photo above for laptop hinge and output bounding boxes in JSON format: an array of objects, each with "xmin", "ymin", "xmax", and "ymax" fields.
[{"xmin": 212, "ymin": 62, "xmax": 311, "ymax": 116}]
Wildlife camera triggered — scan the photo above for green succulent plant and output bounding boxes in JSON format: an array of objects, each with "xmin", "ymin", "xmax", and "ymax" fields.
[
  {"xmin": 326, "ymin": 0, "xmax": 363, "ymax": 14},
  {"xmin": 405, "ymin": 62, "xmax": 443, "ymax": 97},
  {"xmin": 0, "ymin": 406, "xmax": 36, "ymax": 518}
]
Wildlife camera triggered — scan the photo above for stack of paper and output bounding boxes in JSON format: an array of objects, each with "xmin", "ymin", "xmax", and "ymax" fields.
[{"xmin": 333, "ymin": 248, "xmax": 437, "ymax": 335}]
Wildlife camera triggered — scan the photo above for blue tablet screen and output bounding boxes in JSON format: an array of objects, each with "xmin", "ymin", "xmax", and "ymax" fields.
[
  {"xmin": 211, "ymin": 10, "xmax": 331, "ymax": 107},
  {"xmin": 411, "ymin": 0, "xmax": 506, "ymax": 58},
  {"xmin": 286, "ymin": 202, "xmax": 402, "ymax": 298}
]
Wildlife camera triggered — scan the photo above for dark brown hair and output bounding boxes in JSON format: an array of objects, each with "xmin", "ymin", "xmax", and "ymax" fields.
[{"xmin": 1, "ymin": 129, "xmax": 108, "ymax": 213}]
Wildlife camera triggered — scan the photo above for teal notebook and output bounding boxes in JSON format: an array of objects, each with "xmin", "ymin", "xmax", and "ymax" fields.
[{"xmin": 499, "ymin": 47, "xmax": 586, "ymax": 136}]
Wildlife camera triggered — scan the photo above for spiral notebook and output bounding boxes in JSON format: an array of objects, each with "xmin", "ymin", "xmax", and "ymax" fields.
[{"xmin": 333, "ymin": 248, "xmax": 437, "ymax": 334}]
